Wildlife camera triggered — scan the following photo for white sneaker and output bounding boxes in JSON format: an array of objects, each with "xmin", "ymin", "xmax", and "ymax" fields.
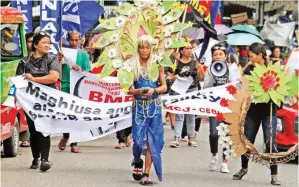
[
  {"xmin": 220, "ymin": 163, "xmax": 230, "ymax": 173},
  {"xmin": 209, "ymin": 156, "xmax": 218, "ymax": 171}
]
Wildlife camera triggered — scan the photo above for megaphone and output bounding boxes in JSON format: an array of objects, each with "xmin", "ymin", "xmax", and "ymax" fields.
[
  {"xmin": 3, "ymin": 84, "xmax": 16, "ymax": 108},
  {"xmin": 210, "ymin": 60, "xmax": 228, "ymax": 77}
]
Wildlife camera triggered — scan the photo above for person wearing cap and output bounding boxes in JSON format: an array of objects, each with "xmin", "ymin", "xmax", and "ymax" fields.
[
  {"xmin": 15, "ymin": 32, "xmax": 60, "ymax": 172},
  {"xmin": 203, "ymin": 42, "xmax": 232, "ymax": 173},
  {"xmin": 56, "ymin": 30, "xmax": 91, "ymax": 153}
]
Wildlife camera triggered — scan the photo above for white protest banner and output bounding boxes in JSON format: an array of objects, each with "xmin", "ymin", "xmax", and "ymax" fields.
[
  {"xmin": 161, "ymin": 82, "xmax": 238, "ymax": 116},
  {"xmin": 69, "ymin": 71, "xmax": 134, "ymax": 142},
  {"xmin": 10, "ymin": 76, "xmax": 132, "ymax": 134},
  {"xmin": 69, "ymin": 118, "xmax": 131, "ymax": 143},
  {"xmin": 70, "ymin": 71, "xmax": 134, "ymax": 103}
]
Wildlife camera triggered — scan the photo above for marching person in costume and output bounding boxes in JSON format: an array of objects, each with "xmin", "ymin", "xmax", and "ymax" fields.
[
  {"xmin": 203, "ymin": 42, "xmax": 231, "ymax": 173},
  {"xmin": 128, "ymin": 35, "xmax": 167, "ymax": 185},
  {"xmin": 16, "ymin": 32, "xmax": 60, "ymax": 171},
  {"xmin": 91, "ymin": 1, "xmax": 194, "ymax": 184},
  {"xmin": 233, "ymin": 43, "xmax": 281, "ymax": 186}
]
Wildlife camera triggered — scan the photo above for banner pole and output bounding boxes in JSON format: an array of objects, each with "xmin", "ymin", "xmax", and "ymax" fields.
[
  {"xmin": 59, "ymin": 37, "xmax": 63, "ymax": 90},
  {"xmin": 174, "ymin": 3, "xmax": 188, "ymax": 68}
]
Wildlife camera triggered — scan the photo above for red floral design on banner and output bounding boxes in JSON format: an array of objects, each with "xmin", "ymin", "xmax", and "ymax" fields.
[
  {"xmin": 216, "ymin": 113, "xmax": 225, "ymax": 122},
  {"xmin": 220, "ymin": 98, "xmax": 229, "ymax": 107},
  {"xmin": 226, "ymin": 85, "xmax": 237, "ymax": 95},
  {"xmin": 295, "ymin": 69, "xmax": 299, "ymax": 76}
]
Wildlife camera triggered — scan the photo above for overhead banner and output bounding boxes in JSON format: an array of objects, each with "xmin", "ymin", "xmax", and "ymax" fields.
[{"xmin": 10, "ymin": 76, "xmax": 132, "ymax": 134}]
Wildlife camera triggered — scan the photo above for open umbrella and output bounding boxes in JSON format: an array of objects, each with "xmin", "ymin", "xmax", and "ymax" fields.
[
  {"xmin": 231, "ymin": 24, "xmax": 262, "ymax": 38},
  {"xmin": 227, "ymin": 32, "xmax": 264, "ymax": 46},
  {"xmin": 191, "ymin": 24, "xmax": 233, "ymax": 40}
]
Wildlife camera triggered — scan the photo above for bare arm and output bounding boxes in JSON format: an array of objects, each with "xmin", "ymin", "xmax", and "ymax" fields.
[
  {"xmin": 128, "ymin": 86, "xmax": 141, "ymax": 95},
  {"xmin": 155, "ymin": 66, "xmax": 167, "ymax": 94},
  {"xmin": 25, "ymin": 70, "xmax": 59, "ymax": 84},
  {"xmin": 196, "ymin": 62, "xmax": 205, "ymax": 81}
]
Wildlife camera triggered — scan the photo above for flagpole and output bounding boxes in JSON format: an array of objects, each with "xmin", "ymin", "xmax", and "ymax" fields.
[
  {"xmin": 174, "ymin": 3, "xmax": 188, "ymax": 68},
  {"xmin": 59, "ymin": 37, "xmax": 63, "ymax": 90},
  {"xmin": 59, "ymin": 0, "xmax": 63, "ymax": 90}
]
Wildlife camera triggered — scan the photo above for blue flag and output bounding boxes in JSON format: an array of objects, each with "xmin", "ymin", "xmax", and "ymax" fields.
[
  {"xmin": 61, "ymin": 1, "xmax": 81, "ymax": 45},
  {"xmin": 78, "ymin": 0, "xmax": 104, "ymax": 36},
  {"xmin": 11, "ymin": 0, "xmax": 33, "ymax": 33},
  {"xmin": 40, "ymin": 0, "xmax": 62, "ymax": 55}
]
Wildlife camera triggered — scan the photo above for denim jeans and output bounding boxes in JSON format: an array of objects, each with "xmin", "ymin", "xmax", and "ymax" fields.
[
  {"xmin": 181, "ymin": 117, "xmax": 201, "ymax": 138},
  {"xmin": 241, "ymin": 103, "xmax": 278, "ymax": 175},
  {"xmin": 174, "ymin": 113, "xmax": 195, "ymax": 140},
  {"xmin": 209, "ymin": 117, "xmax": 226, "ymax": 160},
  {"xmin": 173, "ymin": 88, "xmax": 197, "ymax": 140}
]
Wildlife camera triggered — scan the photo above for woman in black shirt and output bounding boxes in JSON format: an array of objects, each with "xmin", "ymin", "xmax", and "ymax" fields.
[
  {"xmin": 233, "ymin": 43, "xmax": 281, "ymax": 186},
  {"xmin": 16, "ymin": 32, "xmax": 60, "ymax": 172},
  {"xmin": 169, "ymin": 44, "xmax": 204, "ymax": 148}
]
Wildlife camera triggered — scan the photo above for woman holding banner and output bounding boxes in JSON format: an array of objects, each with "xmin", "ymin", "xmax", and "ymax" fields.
[
  {"xmin": 128, "ymin": 35, "xmax": 167, "ymax": 185},
  {"xmin": 233, "ymin": 43, "xmax": 281, "ymax": 186},
  {"xmin": 203, "ymin": 42, "xmax": 231, "ymax": 173},
  {"xmin": 169, "ymin": 42, "xmax": 204, "ymax": 148},
  {"xmin": 15, "ymin": 32, "xmax": 60, "ymax": 171}
]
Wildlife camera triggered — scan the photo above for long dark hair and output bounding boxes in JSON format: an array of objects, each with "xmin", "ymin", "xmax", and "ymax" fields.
[{"xmin": 248, "ymin": 43, "xmax": 270, "ymax": 65}]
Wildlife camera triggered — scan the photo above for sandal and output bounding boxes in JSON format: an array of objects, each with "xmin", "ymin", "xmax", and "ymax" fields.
[
  {"xmin": 58, "ymin": 138, "xmax": 68, "ymax": 151},
  {"xmin": 132, "ymin": 159, "xmax": 144, "ymax": 181},
  {"xmin": 71, "ymin": 145, "xmax": 81, "ymax": 153},
  {"xmin": 115, "ymin": 143, "xmax": 126, "ymax": 149},
  {"xmin": 188, "ymin": 141, "xmax": 197, "ymax": 147},
  {"xmin": 181, "ymin": 136, "xmax": 188, "ymax": 142},
  {"xmin": 20, "ymin": 141, "xmax": 30, "ymax": 147},
  {"xmin": 170, "ymin": 140, "xmax": 180, "ymax": 148},
  {"xmin": 125, "ymin": 136, "xmax": 132, "ymax": 147},
  {"xmin": 139, "ymin": 176, "xmax": 153, "ymax": 186}
]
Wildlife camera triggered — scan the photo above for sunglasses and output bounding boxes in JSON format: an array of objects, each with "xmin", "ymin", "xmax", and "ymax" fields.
[
  {"xmin": 34, "ymin": 31, "xmax": 50, "ymax": 37},
  {"xmin": 213, "ymin": 46, "xmax": 226, "ymax": 50}
]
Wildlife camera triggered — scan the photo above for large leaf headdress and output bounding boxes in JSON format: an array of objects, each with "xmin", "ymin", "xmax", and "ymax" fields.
[{"xmin": 93, "ymin": 0, "xmax": 192, "ymax": 92}]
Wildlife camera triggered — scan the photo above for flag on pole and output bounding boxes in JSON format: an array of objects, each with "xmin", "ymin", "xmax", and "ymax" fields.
[
  {"xmin": 10, "ymin": 0, "xmax": 33, "ymax": 33},
  {"xmin": 61, "ymin": 1, "xmax": 81, "ymax": 45},
  {"xmin": 78, "ymin": 0, "xmax": 104, "ymax": 36},
  {"xmin": 40, "ymin": 0, "xmax": 62, "ymax": 55}
]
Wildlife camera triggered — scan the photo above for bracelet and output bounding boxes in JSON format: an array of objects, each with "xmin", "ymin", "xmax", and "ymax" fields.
[{"xmin": 154, "ymin": 88, "xmax": 158, "ymax": 94}]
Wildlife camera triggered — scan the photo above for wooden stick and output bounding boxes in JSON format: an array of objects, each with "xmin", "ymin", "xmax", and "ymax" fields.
[
  {"xmin": 174, "ymin": 3, "xmax": 188, "ymax": 67},
  {"xmin": 270, "ymin": 102, "xmax": 273, "ymax": 155},
  {"xmin": 59, "ymin": 37, "xmax": 63, "ymax": 90}
]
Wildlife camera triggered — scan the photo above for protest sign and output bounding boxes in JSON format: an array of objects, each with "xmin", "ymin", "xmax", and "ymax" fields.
[
  {"xmin": 10, "ymin": 76, "xmax": 132, "ymax": 134},
  {"xmin": 69, "ymin": 71, "xmax": 133, "ymax": 142}
]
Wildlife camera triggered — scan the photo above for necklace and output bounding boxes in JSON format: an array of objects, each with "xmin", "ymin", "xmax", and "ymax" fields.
[{"xmin": 140, "ymin": 67, "xmax": 149, "ymax": 79}]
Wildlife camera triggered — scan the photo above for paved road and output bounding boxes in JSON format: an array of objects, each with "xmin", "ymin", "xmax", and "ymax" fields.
[{"xmin": 1, "ymin": 122, "xmax": 298, "ymax": 187}]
